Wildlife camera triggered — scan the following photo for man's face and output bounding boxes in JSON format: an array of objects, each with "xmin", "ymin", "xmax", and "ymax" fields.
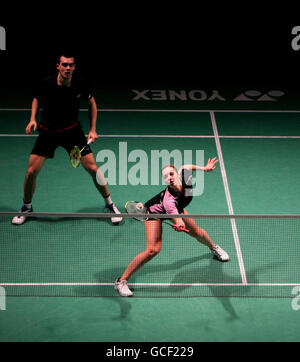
[{"xmin": 56, "ymin": 56, "xmax": 76, "ymax": 80}]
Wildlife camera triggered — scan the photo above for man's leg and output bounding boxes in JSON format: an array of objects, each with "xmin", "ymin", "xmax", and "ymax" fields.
[
  {"xmin": 24, "ymin": 154, "xmax": 46, "ymax": 203},
  {"xmin": 81, "ymin": 153, "xmax": 122, "ymax": 224},
  {"xmin": 12, "ymin": 154, "xmax": 46, "ymax": 225}
]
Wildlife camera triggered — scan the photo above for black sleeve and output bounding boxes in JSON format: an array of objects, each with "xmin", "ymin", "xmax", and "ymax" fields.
[
  {"xmin": 180, "ymin": 168, "xmax": 193, "ymax": 197},
  {"xmin": 180, "ymin": 168, "xmax": 193, "ymax": 188},
  {"xmin": 144, "ymin": 191, "xmax": 165, "ymax": 209},
  {"xmin": 31, "ymin": 79, "xmax": 43, "ymax": 101},
  {"xmin": 31, "ymin": 75, "xmax": 52, "ymax": 102},
  {"xmin": 80, "ymin": 78, "xmax": 94, "ymax": 101}
]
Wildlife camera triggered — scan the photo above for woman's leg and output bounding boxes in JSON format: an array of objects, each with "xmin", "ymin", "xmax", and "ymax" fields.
[
  {"xmin": 120, "ymin": 219, "xmax": 162, "ymax": 281},
  {"xmin": 182, "ymin": 209, "xmax": 229, "ymax": 261},
  {"xmin": 182, "ymin": 209, "xmax": 215, "ymax": 249}
]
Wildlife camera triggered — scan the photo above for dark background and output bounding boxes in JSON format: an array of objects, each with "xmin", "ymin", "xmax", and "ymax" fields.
[{"xmin": 1, "ymin": 13, "xmax": 300, "ymax": 90}]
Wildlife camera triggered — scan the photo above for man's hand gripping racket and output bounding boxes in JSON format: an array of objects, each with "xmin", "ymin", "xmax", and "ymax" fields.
[
  {"xmin": 125, "ymin": 201, "xmax": 189, "ymax": 233},
  {"xmin": 70, "ymin": 139, "xmax": 92, "ymax": 168}
]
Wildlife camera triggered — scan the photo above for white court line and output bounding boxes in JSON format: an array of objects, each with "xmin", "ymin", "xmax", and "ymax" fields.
[
  {"xmin": 1, "ymin": 282, "xmax": 299, "ymax": 286},
  {"xmin": 1, "ymin": 134, "xmax": 300, "ymax": 139},
  {"xmin": 210, "ymin": 111, "xmax": 248, "ymax": 285},
  {"xmin": 100, "ymin": 109, "xmax": 300, "ymax": 114},
  {"xmin": 1, "ymin": 108, "xmax": 300, "ymax": 113},
  {"xmin": 0, "ymin": 134, "xmax": 214, "ymax": 138},
  {"xmin": 220, "ymin": 135, "xmax": 300, "ymax": 139}
]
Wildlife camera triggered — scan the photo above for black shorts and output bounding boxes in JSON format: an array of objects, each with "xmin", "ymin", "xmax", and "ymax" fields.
[{"xmin": 31, "ymin": 124, "xmax": 92, "ymax": 159}]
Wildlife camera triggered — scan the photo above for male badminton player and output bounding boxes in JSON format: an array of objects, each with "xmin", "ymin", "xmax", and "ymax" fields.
[
  {"xmin": 12, "ymin": 53, "xmax": 122, "ymax": 225},
  {"xmin": 115, "ymin": 158, "xmax": 229, "ymax": 297}
]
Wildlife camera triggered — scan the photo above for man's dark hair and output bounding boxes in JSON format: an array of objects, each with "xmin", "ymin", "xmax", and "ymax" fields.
[{"xmin": 56, "ymin": 52, "xmax": 77, "ymax": 64}]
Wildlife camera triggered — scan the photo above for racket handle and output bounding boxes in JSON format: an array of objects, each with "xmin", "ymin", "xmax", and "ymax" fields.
[
  {"xmin": 80, "ymin": 139, "xmax": 93, "ymax": 153},
  {"xmin": 172, "ymin": 224, "xmax": 190, "ymax": 233}
]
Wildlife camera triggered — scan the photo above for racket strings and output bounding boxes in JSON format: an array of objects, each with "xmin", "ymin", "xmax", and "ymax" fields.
[
  {"xmin": 70, "ymin": 139, "xmax": 92, "ymax": 168},
  {"xmin": 70, "ymin": 146, "xmax": 81, "ymax": 168},
  {"xmin": 125, "ymin": 201, "xmax": 149, "ymax": 220}
]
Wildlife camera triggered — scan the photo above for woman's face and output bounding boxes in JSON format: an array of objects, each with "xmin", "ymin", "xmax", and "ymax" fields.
[{"xmin": 162, "ymin": 166, "xmax": 180, "ymax": 187}]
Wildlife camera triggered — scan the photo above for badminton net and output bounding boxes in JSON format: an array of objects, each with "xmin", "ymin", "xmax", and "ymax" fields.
[{"xmin": 1, "ymin": 212, "xmax": 300, "ymax": 298}]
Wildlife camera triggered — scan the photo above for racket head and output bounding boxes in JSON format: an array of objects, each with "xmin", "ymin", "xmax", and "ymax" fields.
[
  {"xmin": 125, "ymin": 201, "xmax": 149, "ymax": 221},
  {"xmin": 70, "ymin": 146, "xmax": 81, "ymax": 168}
]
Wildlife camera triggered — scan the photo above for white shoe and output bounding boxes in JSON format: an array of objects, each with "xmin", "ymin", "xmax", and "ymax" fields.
[
  {"xmin": 114, "ymin": 279, "xmax": 133, "ymax": 297},
  {"xmin": 211, "ymin": 245, "xmax": 230, "ymax": 261},
  {"xmin": 12, "ymin": 205, "xmax": 33, "ymax": 225},
  {"xmin": 106, "ymin": 203, "xmax": 123, "ymax": 224}
]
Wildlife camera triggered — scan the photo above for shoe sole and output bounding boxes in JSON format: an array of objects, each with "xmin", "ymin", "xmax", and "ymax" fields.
[
  {"xmin": 12, "ymin": 216, "xmax": 28, "ymax": 225},
  {"xmin": 213, "ymin": 254, "xmax": 230, "ymax": 262},
  {"xmin": 111, "ymin": 217, "xmax": 123, "ymax": 225},
  {"xmin": 114, "ymin": 286, "xmax": 133, "ymax": 297},
  {"xmin": 12, "ymin": 209, "xmax": 33, "ymax": 225},
  {"xmin": 114, "ymin": 281, "xmax": 133, "ymax": 297}
]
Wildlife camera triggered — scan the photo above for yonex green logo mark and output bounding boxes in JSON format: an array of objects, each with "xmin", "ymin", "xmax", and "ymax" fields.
[
  {"xmin": 233, "ymin": 90, "xmax": 285, "ymax": 101},
  {"xmin": 0, "ymin": 26, "xmax": 6, "ymax": 51}
]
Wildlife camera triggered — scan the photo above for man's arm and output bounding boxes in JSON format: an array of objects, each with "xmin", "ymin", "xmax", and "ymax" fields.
[
  {"xmin": 87, "ymin": 96, "xmax": 98, "ymax": 142},
  {"xmin": 25, "ymin": 98, "xmax": 39, "ymax": 134}
]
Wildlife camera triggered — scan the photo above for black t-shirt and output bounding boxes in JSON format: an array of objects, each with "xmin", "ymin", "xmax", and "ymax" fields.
[
  {"xmin": 33, "ymin": 74, "xmax": 93, "ymax": 132},
  {"xmin": 145, "ymin": 168, "xmax": 193, "ymax": 214}
]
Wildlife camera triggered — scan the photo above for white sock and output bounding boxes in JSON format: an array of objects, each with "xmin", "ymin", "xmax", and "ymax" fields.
[
  {"xmin": 24, "ymin": 203, "xmax": 32, "ymax": 209},
  {"xmin": 104, "ymin": 195, "xmax": 113, "ymax": 206}
]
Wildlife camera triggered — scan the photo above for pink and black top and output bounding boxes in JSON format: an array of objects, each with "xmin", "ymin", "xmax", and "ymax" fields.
[{"xmin": 145, "ymin": 168, "xmax": 193, "ymax": 215}]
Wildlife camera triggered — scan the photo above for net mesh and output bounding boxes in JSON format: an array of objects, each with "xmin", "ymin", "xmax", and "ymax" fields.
[{"xmin": 1, "ymin": 212, "xmax": 300, "ymax": 297}]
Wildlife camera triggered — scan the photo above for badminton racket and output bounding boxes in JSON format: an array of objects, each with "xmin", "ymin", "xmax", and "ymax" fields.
[
  {"xmin": 70, "ymin": 139, "xmax": 92, "ymax": 168},
  {"xmin": 125, "ymin": 201, "xmax": 189, "ymax": 233}
]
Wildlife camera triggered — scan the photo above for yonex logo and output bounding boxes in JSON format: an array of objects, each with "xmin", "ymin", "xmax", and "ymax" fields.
[
  {"xmin": 0, "ymin": 26, "xmax": 6, "ymax": 51},
  {"xmin": 132, "ymin": 89, "xmax": 285, "ymax": 102},
  {"xmin": 132, "ymin": 89, "xmax": 225, "ymax": 102}
]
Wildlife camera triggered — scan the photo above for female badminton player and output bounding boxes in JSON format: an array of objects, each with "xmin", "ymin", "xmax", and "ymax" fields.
[{"xmin": 115, "ymin": 157, "xmax": 229, "ymax": 297}]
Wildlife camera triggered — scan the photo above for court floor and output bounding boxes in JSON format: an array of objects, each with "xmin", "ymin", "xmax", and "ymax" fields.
[{"xmin": 0, "ymin": 101, "xmax": 300, "ymax": 342}]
